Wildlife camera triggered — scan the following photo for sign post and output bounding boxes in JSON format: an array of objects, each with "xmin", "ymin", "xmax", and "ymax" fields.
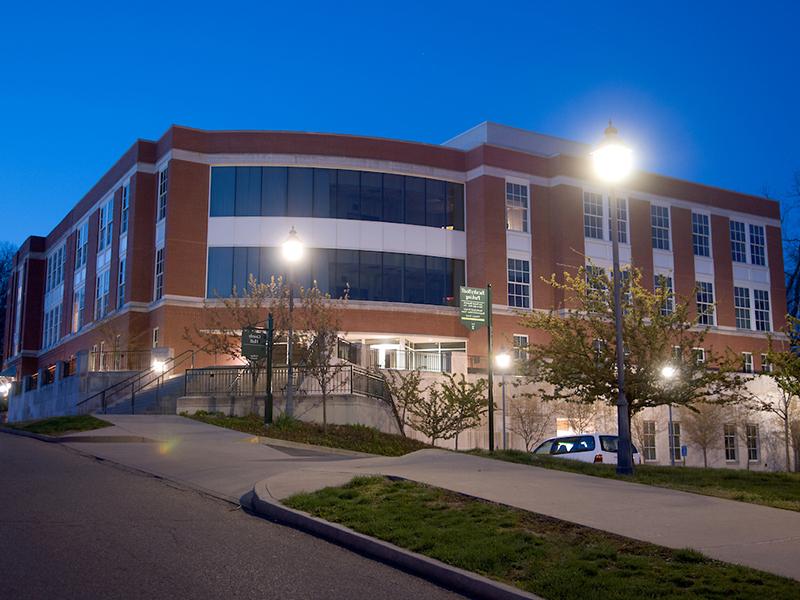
[
  {"xmin": 265, "ymin": 314, "xmax": 274, "ymax": 425},
  {"xmin": 459, "ymin": 285, "xmax": 494, "ymax": 452}
]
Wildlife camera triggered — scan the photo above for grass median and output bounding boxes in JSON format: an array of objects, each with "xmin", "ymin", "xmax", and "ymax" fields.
[
  {"xmin": 7, "ymin": 415, "xmax": 112, "ymax": 436},
  {"xmin": 184, "ymin": 411, "xmax": 430, "ymax": 456},
  {"xmin": 285, "ymin": 476, "xmax": 800, "ymax": 600},
  {"xmin": 469, "ymin": 449, "xmax": 800, "ymax": 512}
]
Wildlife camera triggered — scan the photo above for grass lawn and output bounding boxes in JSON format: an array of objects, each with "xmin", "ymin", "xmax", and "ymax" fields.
[
  {"xmin": 469, "ymin": 450, "xmax": 800, "ymax": 512},
  {"xmin": 8, "ymin": 415, "xmax": 112, "ymax": 436},
  {"xmin": 286, "ymin": 476, "xmax": 800, "ymax": 600},
  {"xmin": 185, "ymin": 412, "xmax": 430, "ymax": 456}
]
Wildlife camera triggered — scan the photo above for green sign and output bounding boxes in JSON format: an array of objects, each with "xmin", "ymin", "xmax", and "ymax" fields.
[
  {"xmin": 459, "ymin": 286, "xmax": 488, "ymax": 331},
  {"xmin": 241, "ymin": 328, "xmax": 267, "ymax": 362}
]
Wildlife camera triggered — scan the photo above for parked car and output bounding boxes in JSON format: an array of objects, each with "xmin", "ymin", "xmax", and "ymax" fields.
[{"xmin": 532, "ymin": 433, "xmax": 642, "ymax": 465}]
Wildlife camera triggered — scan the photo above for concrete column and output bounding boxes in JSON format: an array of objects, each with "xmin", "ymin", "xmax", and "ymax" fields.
[
  {"xmin": 55, "ymin": 361, "xmax": 66, "ymax": 382},
  {"xmin": 36, "ymin": 368, "xmax": 46, "ymax": 390},
  {"xmin": 75, "ymin": 350, "xmax": 90, "ymax": 375}
]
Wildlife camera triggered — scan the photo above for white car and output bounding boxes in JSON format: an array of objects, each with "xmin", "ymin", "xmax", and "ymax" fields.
[{"xmin": 532, "ymin": 433, "xmax": 642, "ymax": 465}]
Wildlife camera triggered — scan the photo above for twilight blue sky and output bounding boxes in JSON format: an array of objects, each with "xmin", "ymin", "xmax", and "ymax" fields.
[{"xmin": 0, "ymin": 1, "xmax": 798, "ymax": 246}]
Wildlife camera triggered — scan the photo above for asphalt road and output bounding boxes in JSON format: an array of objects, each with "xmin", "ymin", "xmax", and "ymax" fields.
[{"xmin": 0, "ymin": 434, "xmax": 461, "ymax": 600}]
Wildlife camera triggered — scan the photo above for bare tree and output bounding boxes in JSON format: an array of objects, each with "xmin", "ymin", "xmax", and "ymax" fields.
[
  {"xmin": 0, "ymin": 242, "xmax": 17, "ymax": 359},
  {"xmin": 680, "ymin": 403, "xmax": 725, "ymax": 468},
  {"xmin": 508, "ymin": 390, "xmax": 554, "ymax": 451},
  {"xmin": 379, "ymin": 369, "xmax": 426, "ymax": 437},
  {"xmin": 779, "ymin": 170, "xmax": 800, "ymax": 318},
  {"xmin": 560, "ymin": 399, "xmax": 597, "ymax": 434},
  {"xmin": 436, "ymin": 373, "xmax": 487, "ymax": 450},
  {"xmin": 729, "ymin": 403, "xmax": 758, "ymax": 470}
]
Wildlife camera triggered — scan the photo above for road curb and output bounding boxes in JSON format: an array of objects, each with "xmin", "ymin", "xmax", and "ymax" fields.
[
  {"xmin": 0, "ymin": 427, "xmax": 156, "ymax": 444},
  {"xmin": 249, "ymin": 477, "xmax": 543, "ymax": 600}
]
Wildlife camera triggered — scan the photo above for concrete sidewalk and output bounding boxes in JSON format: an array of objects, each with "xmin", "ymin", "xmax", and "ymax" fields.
[{"xmin": 259, "ymin": 449, "xmax": 800, "ymax": 581}]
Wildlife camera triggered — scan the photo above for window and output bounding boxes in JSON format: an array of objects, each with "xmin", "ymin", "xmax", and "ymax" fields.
[
  {"xmin": 749, "ymin": 224, "xmax": 765, "ymax": 266},
  {"xmin": 696, "ymin": 281, "xmax": 715, "ymax": 325},
  {"xmin": 583, "ymin": 192, "xmax": 603, "ymax": 240},
  {"xmin": 724, "ymin": 424, "xmax": 737, "ymax": 461},
  {"xmin": 157, "ymin": 166, "xmax": 168, "ymax": 221},
  {"xmin": 45, "ymin": 246, "xmax": 65, "ymax": 292},
  {"xmin": 761, "ymin": 354, "xmax": 772, "ymax": 374},
  {"xmin": 75, "ymin": 222, "xmax": 89, "ymax": 269},
  {"xmin": 120, "ymin": 182, "xmax": 130, "ymax": 234},
  {"xmin": 98, "ymin": 199, "xmax": 113, "ymax": 252},
  {"xmin": 154, "ymin": 248, "xmax": 164, "ymax": 300},
  {"xmin": 692, "ymin": 347, "xmax": 705, "ymax": 364},
  {"xmin": 586, "ymin": 265, "xmax": 606, "ymax": 296},
  {"xmin": 754, "ymin": 289, "xmax": 771, "ymax": 331},
  {"xmin": 507, "ymin": 258, "xmax": 530, "ymax": 309},
  {"xmin": 642, "ymin": 421, "xmax": 657, "ymax": 461},
  {"xmin": 94, "ymin": 269, "xmax": 110, "ymax": 320},
  {"xmin": 742, "ymin": 352, "xmax": 753, "ymax": 373},
  {"xmin": 513, "ymin": 334, "xmax": 529, "ymax": 361},
  {"xmin": 152, "ymin": 327, "xmax": 160, "ymax": 349},
  {"xmin": 506, "ymin": 182, "xmax": 529, "ymax": 233},
  {"xmin": 42, "ymin": 303, "xmax": 62, "ymax": 349},
  {"xmin": 669, "ymin": 421, "xmax": 681, "ymax": 462},
  {"xmin": 730, "ymin": 221, "xmax": 747, "ymax": 263},
  {"xmin": 651, "ymin": 205, "xmax": 670, "ymax": 250},
  {"xmin": 550, "ymin": 436, "xmax": 596, "ymax": 454},
  {"xmin": 692, "ymin": 213, "xmax": 710, "ymax": 257},
  {"xmin": 746, "ymin": 424, "xmax": 759, "ymax": 462},
  {"xmin": 654, "ymin": 275, "xmax": 674, "ymax": 315},
  {"xmin": 608, "ymin": 197, "xmax": 628, "ymax": 243},
  {"xmin": 117, "ymin": 257, "xmax": 126, "ymax": 309},
  {"xmin": 734, "ymin": 287, "xmax": 751, "ymax": 329},
  {"xmin": 72, "ymin": 285, "xmax": 85, "ymax": 333}
]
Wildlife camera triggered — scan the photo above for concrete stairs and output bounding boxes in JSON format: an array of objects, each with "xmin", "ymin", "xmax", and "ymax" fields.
[{"xmin": 104, "ymin": 375, "xmax": 186, "ymax": 415}]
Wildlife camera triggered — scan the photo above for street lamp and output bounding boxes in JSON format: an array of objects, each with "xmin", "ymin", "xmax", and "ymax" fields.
[
  {"xmin": 282, "ymin": 227, "xmax": 304, "ymax": 418},
  {"xmin": 591, "ymin": 121, "xmax": 635, "ymax": 475},
  {"xmin": 495, "ymin": 351, "xmax": 512, "ymax": 450},
  {"xmin": 661, "ymin": 364, "xmax": 677, "ymax": 466}
]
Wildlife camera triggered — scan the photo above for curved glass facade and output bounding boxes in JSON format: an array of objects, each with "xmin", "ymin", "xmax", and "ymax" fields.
[
  {"xmin": 207, "ymin": 247, "xmax": 465, "ymax": 307},
  {"xmin": 210, "ymin": 166, "xmax": 465, "ymax": 230}
]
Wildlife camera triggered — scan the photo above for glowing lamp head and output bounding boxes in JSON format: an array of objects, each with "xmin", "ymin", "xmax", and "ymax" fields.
[
  {"xmin": 661, "ymin": 365, "xmax": 677, "ymax": 380},
  {"xmin": 591, "ymin": 121, "xmax": 634, "ymax": 184},
  {"xmin": 282, "ymin": 227, "xmax": 304, "ymax": 263},
  {"xmin": 0, "ymin": 382, "xmax": 10, "ymax": 396},
  {"xmin": 495, "ymin": 352, "xmax": 512, "ymax": 370},
  {"xmin": 151, "ymin": 360, "xmax": 166, "ymax": 374}
]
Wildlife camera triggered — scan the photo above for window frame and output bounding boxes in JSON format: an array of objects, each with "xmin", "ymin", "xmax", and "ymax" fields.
[
  {"xmin": 723, "ymin": 424, "xmax": 737, "ymax": 462},
  {"xmin": 691, "ymin": 212, "xmax": 711, "ymax": 257},
  {"xmin": 505, "ymin": 181, "xmax": 529, "ymax": 233},
  {"xmin": 745, "ymin": 424, "xmax": 759, "ymax": 462},
  {"xmin": 742, "ymin": 352, "xmax": 753, "ymax": 373},
  {"xmin": 507, "ymin": 258, "xmax": 531, "ymax": 309},
  {"xmin": 651, "ymin": 204, "xmax": 671, "ymax": 251},
  {"xmin": 583, "ymin": 191, "xmax": 604, "ymax": 240},
  {"xmin": 668, "ymin": 421, "xmax": 681, "ymax": 462},
  {"xmin": 157, "ymin": 165, "xmax": 169, "ymax": 222},
  {"xmin": 642, "ymin": 420, "xmax": 657, "ymax": 461},
  {"xmin": 120, "ymin": 181, "xmax": 130, "ymax": 235},
  {"xmin": 695, "ymin": 280, "xmax": 716, "ymax": 326},
  {"xmin": 154, "ymin": 247, "xmax": 165, "ymax": 301}
]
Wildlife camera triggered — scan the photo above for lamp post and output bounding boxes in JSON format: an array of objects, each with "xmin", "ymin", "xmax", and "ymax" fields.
[
  {"xmin": 282, "ymin": 227, "xmax": 304, "ymax": 418},
  {"xmin": 591, "ymin": 121, "xmax": 635, "ymax": 475},
  {"xmin": 495, "ymin": 351, "xmax": 512, "ymax": 450},
  {"xmin": 661, "ymin": 364, "xmax": 677, "ymax": 467}
]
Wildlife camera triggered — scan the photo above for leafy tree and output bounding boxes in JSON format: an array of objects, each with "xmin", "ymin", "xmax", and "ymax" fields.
[
  {"xmin": 508, "ymin": 387, "xmax": 554, "ymax": 451},
  {"xmin": 436, "ymin": 373, "xmax": 487, "ymax": 450},
  {"xmin": 680, "ymin": 402, "xmax": 725, "ymax": 468},
  {"xmin": 379, "ymin": 369, "xmax": 426, "ymax": 437},
  {"xmin": 519, "ymin": 266, "xmax": 745, "ymax": 422},
  {"xmin": 409, "ymin": 386, "xmax": 459, "ymax": 446}
]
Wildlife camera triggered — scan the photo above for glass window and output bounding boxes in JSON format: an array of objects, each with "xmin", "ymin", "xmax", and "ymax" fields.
[
  {"xmin": 513, "ymin": 334, "xmax": 529, "ymax": 361},
  {"xmin": 692, "ymin": 213, "xmax": 710, "ymax": 257},
  {"xmin": 730, "ymin": 221, "xmax": 747, "ymax": 263},
  {"xmin": 309, "ymin": 248, "xmax": 331, "ymax": 296},
  {"xmin": 742, "ymin": 352, "xmax": 753, "ymax": 373},
  {"xmin": 651, "ymin": 205, "xmax": 670, "ymax": 250},
  {"xmin": 445, "ymin": 258, "xmax": 464, "ymax": 307},
  {"xmin": 404, "ymin": 177, "xmax": 426, "ymax": 226},
  {"xmin": 45, "ymin": 246, "xmax": 65, "ymax": 292},
  {"xmin": 235, "ymin": 166, "xmax": 262, "ymax": 216},
  {"xmin": 231, "ymin": 247, "xmax": 248, "ymax": 294},
  {"xmin": 507, "ymin": 258, "xmax": 530, "ymax": 308},
  {"xmin": 724, "ymin": 424, "xmax": 737, "ymax": 461},
  {"xmin": 446, "ymin": 182, "xmax": 464, "ymax": 231},
  {"xmin": 761, "ymin": 353, "xmax": 772, "ymax": 374},
  {"xmin": 210, "ymin": 167, "xmax": 236, "ymax": 216},
  {"xmin": 312, "ymin": 168, "xmax": 333, "ymax": 218},
  {"xmin": 120, "ymin": 183, "xmax": 130, "ymax": 234},
  {"xmin": 157, "ymin": 166, "xmax": 168, "ymax": 221},
  {"xmin": 335, "ymin": 249, "xmax": 359, "ymax": 299},
  {"xmin": 336, "ymin": 170, "xmax": 360, "ymax": 220},
  {"xmin": 654, "ymin": 275, "xmax": 674, "ymax": 315},
  {"xmin": 754, "ymin": 289, "xmax": 771, "ymax": 331},
  {"xmin": 72, "ymin": 285, "xmax": 85, "ymax": 333},
  {"xmin": 669, "ymin": 422, "xmax": 681, "ymax": 462},
  {"xmin": 117, "ymin": 257, "xmax": 126, "ymax": 309},
  {"xmin": 425, "ymin": 256, "xmax": 446, "ymax": 305},
  {"xmin": 642, "ymin": 422, "xmax": 657, "ymax": 461},
  {"xmin": 154, "ymin": 248, "xmax": 164, "ymax": 301},
  {"xmin": 404, "ymin": 254, "xmax": 426, "ymax": 304},
  {"xmin": 583, "ymin": 192, "xmax": 603, "ymax": 239},
  {"xmin": 692, "ymin": 347, "xmax": 705, "ymax": 364},
  {"xmin": 287, "ymin": 167, "xmax": 313, "ymax": 217},
  {"xmin": 382, "ymin": 174, "xmax": 404, "ymax": 224},
  {"xmin": 746, "ymin": 424, "xmax": 759, "ymax": 461},
  {"xmin": 383, "ymin": 252, "xmax": 404, "ymax": 302},
  {"xmin": 98, "ymin": 199, "xmax": 113, "ymax": 252},
  {"xmin": 608, "ymin": 197, "xmax": 627, "ymax": 243},
  {"xmin": 696, "ymin": 281, "xmax": 715, "ymax": 325},
  {"xmin": 426, "ymin": 179, "xmax": 447, "ymax": 229},
  {"xmin": 360, "ymin": 251, "xmax": 383, "ymax": 301},
  {"xmin": 734, "ymin": 287, "xmax": 751, "ymax": 329},
  {"xmin": 506, "ymin": 183, "xmax": 529, "ymax": 233},
  {"xmin": 262, "ymin": 167, "xmax": 287, "ymax": 216},
  {"xmin": 749, "ymin": 224, "xmax": 766, "ymax": 266},
  {"xmin": 95, "ymin": 269, "xmax": 111, "ymax": 320},
  {"xmin": 75, "ymin": 222, "xmax": 89, "ymax": 269},
  {"xmin": 360, "ymin": 172, "xmax": 383, "ymax": 222},
  {"xmin": 552, "ymin": 436, "xmax": 596, "ymax": 454}
]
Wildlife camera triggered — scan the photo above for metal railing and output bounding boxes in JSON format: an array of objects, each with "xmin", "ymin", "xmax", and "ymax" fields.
[
  {"xmin": 369, "ymin": 349, "xmax": 453, "ymax": 373},
  {"xmin": 184, "ymin": 363, "xmax": 387, "ymax": 400},
  {"xmin": 88, "ymin": 350, "xmax": 153, "ymax": 372}
]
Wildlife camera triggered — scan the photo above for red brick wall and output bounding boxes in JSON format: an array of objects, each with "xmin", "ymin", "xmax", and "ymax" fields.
[
  {"xmin": 465, "ymin": 175, "xmax": 506, "ymax": 295},
  {"xmin": 767, "ymin": 225, "xmax": 787, "ymax": 331},
  {"xmin": 128, "ymin": 171, "xmax": 156, "ymax": 303},
  {"xmin": 629, "ymin": 198, "xmax": 653, "ymax": 287},
  {"xmin": 671, "ymin": 206, "xmax": 697, "ymax": 316},
  {"xmin": 710, "ymin": 214, "xmax": 735, "ymax": 327}
]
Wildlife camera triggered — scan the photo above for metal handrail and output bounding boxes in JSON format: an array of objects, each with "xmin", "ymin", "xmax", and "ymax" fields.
[{"xmin": 76, "ymin": 350, "xmax": 194, "ymax": 411}]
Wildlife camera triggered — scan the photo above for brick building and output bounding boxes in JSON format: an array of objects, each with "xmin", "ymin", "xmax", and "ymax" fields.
[{"xmin": 3, "ymin": 122, "xmax": 785, "ymax": 383}]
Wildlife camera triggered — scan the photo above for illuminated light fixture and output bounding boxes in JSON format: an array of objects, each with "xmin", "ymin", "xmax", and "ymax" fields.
[
  {"xmin": 282, "ymin": 226, "xmax": 304, "ymax": 263},
  {"xmin": 495, "ymin": 352, "xmax": 512, "ymax": 370},
  {"xmin": 151, "ymin": 359, "xmax": 166, "ymax": 374},
  {"xmin": 591, "ymin": 121, "xmax": 634, "ymax": 184},
  {"xmin": 661, "ymin": 365, "xmax": 677, "ymax": 380},
  {"xmin": 0, "ymin": 382, "xmax": 10, "ymax": 395}
]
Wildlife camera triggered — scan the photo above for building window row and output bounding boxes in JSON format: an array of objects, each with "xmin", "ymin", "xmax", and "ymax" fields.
[
  {"xmin": 507, "ymin": 258, "xmax": 531, "ymax": 309},
  {"xmin": 98, "ymin": 199, "xmax": 114, "ymax": 252},
  {"xmin": 210, "ymin": 166, "xmax": 465, "ymax": 231},
  {"xmin": 582, "ymin": 192, "xmax": 628, "ymax": 243},
  {"xmin": 733, "ymin": 286, "xmax": 771, "ymax": 332},
  {"xmin": 121, "ymin": 182, "xmax": 130, "ymax": 234},
  {"xmin": 75, "ymin": 221, "xmax": 89, "ymax": 270},
  {"xmin": 158, "ymin": 166, "xmax": 169, "ymax": 222},
  {"xmin": 730, "ymin": 220, "xmax": 766, "ymax": 266},
  {"xmin": 695, "ymin": 281, "xmax": 715, "ymax": 326},
  {"xmin": 651, "ymin": 205, "xmax": 671, "ymax": 251},
  {"xmin": 643, "ymin": 421, "xmax": 760, "ymax": 463},
  {"xmin": 117, "ymin": 257, "xmax": 127, "ymax": 309},
  {"xmin": 692, "ymin": 213, "xmax": 710, "ymax": 257},
  {"xmin": 207, "ymin": 247, "xmax": 465, "ymax": 307},
  {"xmin": 505, "ymin": 183, "xmax": 529, "ymax": 233},
  {"xmin": 45, "ymin": 245, "xmax": 65, "ymax": 292},
  {"xmin": 95, "ymin": 269, "xmax": 111, "ymax": 320},
  {"xmin": 72, "ymin": 285, "xmax": 85, "ymax": 334},
  {"xmin": 154, "ymin": 248, "xmax": 165, "ymax": 301},
  {"xmin": 42, "ymin": 303, "xmax": 62, "ymax": 350}
]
